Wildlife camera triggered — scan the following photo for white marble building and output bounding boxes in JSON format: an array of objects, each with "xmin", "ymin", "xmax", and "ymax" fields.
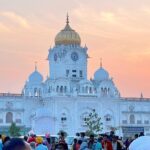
[{"xmin": 0, "ymin": 16, "xmax": 150, "ymax": 137}]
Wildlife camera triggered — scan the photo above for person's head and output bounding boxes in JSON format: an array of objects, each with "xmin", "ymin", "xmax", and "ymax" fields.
[
  {"xmin": 30, "ymin": 134, "xmax": 34, "ymax": 138},
  {"xmin": 80, "ymin": 132, "xmax": 85, "ymax": 138},
  {"xmin": 134, "ymin": 134, "xmax": 138, "ymax": 139},
  {"xmin": 30, "ymin": 142, "xmax": 35, "ymax": 150},
  {"xmin": 78, "ymin": 140, "xmax": 82, "ymax": 145},
  {"xmin": 90, "ymin": 134, "xmax": 94, "ymax": 141},
  {"xmin": 110, "ymin": 131, "xmax": 115, "ymax": 136},
  {"xmin": 3, "ymin": 138, "xmax": 31, "ymax": 150},
  {"xmin": 103, "ymin": 134, "xmax": 109, "ymax": 142},
  {"xmin": 3, "ymin": 136, "xmax": 11, "ymax": 145},
  {"xmin": 112, "ymin": 136, "xmax": 118, "ymax": 143},
  {"xmin": 24, "ymin": 136, "xmax": 28, "ymax": 142},
  {"xmin": 74, "ymin": 138, "xmax": 77, "ymax": 144},
  {"xmin": 35, "ymin": 136, "xmax": 43, "ymax": 144},
  {"xmin": 60, "ymin": 132, "xmax": 64, "ymax": 137},
  {"xmin": 129, "ymin": 136, "xmax": 150, "ymax": 150},
  {"xmin": 76, "ymin": 133, "xmax": 80, "ymax": 137},
  {"xmin": 0, "ymin": 134, "xmax": 2, "ymax": 139},
  {"xmin": 139, "ymin": 132, "xmax": 144, "ymax": 137},
  {"xmin": 98, "ymin": 137, "xmax": 102, "ymax": 143}
]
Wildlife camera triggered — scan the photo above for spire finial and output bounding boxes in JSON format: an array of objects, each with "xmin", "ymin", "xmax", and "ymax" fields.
[
  {"xmin": 66, "ymin": 13, "xmax": 69, "ymax": 24},
  {"xmin": 140, "ymin": 92, "xmax": 143, "ymax": 99},
  {"xmin": 35, "ymin": 61, "xmax": 37, "ymax": 71},
  {"xmin": 100, "ymin": 58, "xmax": 102, "ymax": 68}
]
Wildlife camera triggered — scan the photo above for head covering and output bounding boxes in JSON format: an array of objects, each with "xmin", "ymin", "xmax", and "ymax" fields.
[
  {"xmin": 45, "ymin": 133, "xmax": 50, "ymax": 138},
  {"xmin": 36, "ymin": 136, "xmax": 43, "ymax": 144},
  {"xmin": 27, "ymin": 136, "xmax": 36, "ymax": 143},
  {"xmin": 129, "ymin": 136, "xmax": 150, "ymax": 150},
  {"xmin": 2, "ymin": 135, "xmax": 6, "ymax": 142}
]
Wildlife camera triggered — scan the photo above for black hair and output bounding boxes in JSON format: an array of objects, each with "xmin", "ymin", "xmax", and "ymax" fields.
[
  {"xmin": 139, "ymin": 132, "xmax": 144, "ymax": 136},
  {"xmin": 3, "ymin": 138, "xmax": 27, "ymax": 150},
  {"xmin": 74, "ymin": 138, "xmax": 77, "ymax": 143},
  {"xmin": 90, "ymin": 134, "xmax": 94, "ymax": 138},
  {"xmin": 103, "ymin": 134, "xmax": 108, "ymax": 138},
  {"xmin": 98, "ymin": 137, "xmax": 102, "ymax": 142},
  {"xmin": 3, "ymin": 136, "xmax": 11, "ymax": 145},
  {"xmin": 46, "ymin": 137, "xmax": 51, "ymax": 144},
  {"xmin": 134, "ymin": 134, "xmax": 138, "ymax": 138},
  {"xmin": 80, "ymin": 132, "xmax": 85, "ymax": 137},
  {"xmin": 23, "ymin": 136, "xmax": 28, "ymax": 142},
  {"xmin": 76, "ymin": 133, "xmax": 80, "ymax": 136},
  {"xmin": 78, "ymin": 140, "xmax": 82, "ymax": 145}
]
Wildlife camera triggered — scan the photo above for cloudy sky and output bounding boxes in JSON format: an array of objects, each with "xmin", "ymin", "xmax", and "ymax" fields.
[{"xmin": 0, "ymin": 0, "xmax": 150, "ymax": 97}]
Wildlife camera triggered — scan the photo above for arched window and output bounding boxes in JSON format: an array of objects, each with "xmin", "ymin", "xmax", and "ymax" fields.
[
  {"xmin": 82, "ymin": 87, "xmax": 84, "ymax": 93},
  {"xmin": 64, "ymin": 86, "xmax": 67, "ymax": 93},
  {"xmin": 39, "ymin": 89, "xmax": 41, "ymax": 96},
  {"xmin": 89, "ymin": 87, "xmax": 92, "ymax": 93},
  {"xmin": 85, "ymin": 86, "xmax": 88, "ymax": 93},
  {"xmin": 104, "ymin": 87, "xmax": 107, "ymax": 95},
  {"xmin": 56, "ymin": 86, "xmax": 59, "ymax": 92},
  {"xmin": 60, "ymin": 86, "xmax": 63, "ymax": 93},
  {"xmin": 34, "ymin": 88, "xmax": 38, "ymax": 96},
  {"xmin": 101, "ymin": 88, "xmax": 104, "ymax": 96},
  {"xmin": 108, "ymin": 88, "xmax": 110, "ymax": 94},
  {"xmin": 6, "ymin": 112, "xmax": 13, "ymax": 123},
  {"xmin": 130, "ymin": 114, "xmax": 135, "ymax": 124},
  {"xmin": 48, "ymin": 86, "xmax": 51, "ymax": 93}
]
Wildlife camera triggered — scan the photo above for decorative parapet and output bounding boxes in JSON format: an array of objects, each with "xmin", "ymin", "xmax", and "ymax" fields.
[
  {"xmin": 0, "ymin": 108, "xmax": 24, "ymax": 112},
  {"xmin": 122, "ymin": 111, "xmax": 150, "ymax": 114},
  {"xmin": 0, "ymin": 93, "xmax": 23, "ymax": 98},
  {"xmin": 120, "ymin": 97, "xmax": 150, "ymax": 102}
]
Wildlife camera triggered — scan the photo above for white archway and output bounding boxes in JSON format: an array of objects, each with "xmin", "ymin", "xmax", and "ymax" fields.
[{"xmin": 32, "ymin": 108, "xmax": 55, "ymax": 135}]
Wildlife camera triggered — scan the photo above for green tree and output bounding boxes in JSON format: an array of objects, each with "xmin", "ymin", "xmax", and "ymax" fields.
[
  {"xmin": 9, "ymin": 122, "xmax": 21, "ymax": 137},
  {"xmin": 85, "ymin": 109, "xmax": 103, "ymax": 135}
]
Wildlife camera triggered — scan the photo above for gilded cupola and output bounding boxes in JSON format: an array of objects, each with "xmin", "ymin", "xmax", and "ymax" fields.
[{"xmin": 55, "ymin": 14, "xmax": 81, "ymax": 46}]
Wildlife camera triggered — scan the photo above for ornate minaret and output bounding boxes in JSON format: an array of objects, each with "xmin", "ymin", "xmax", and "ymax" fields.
[{"xmin": 48, "ymin": 15, "xmax": 88, "ymax": 81}]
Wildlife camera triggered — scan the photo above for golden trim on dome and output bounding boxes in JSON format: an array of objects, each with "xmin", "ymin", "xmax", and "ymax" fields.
[{"xmin": 55, "ymin": 14, "xmax": 81, "ymax": 45}]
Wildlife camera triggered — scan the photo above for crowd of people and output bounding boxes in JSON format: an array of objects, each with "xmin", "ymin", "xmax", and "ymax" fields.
[{"xmin": 0, "ymin": 132, "xmax": 146, "ymax": 150}]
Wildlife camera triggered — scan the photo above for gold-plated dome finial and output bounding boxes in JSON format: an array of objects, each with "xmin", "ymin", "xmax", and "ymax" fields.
[
  {"xmin": 66, "ymin": 13, "xmax": 69, "ymax": 24},
  {"xmin": 35, "ymin": 61, "xmax": 37, "ymax": 71},
  {"xmin": 100, "ymin": 58, "xmax": 102, "ymax": 68}
]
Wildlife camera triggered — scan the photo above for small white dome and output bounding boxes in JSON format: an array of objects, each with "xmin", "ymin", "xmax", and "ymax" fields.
[
  {"xmin": 94, "ymin": 67, "xmax": 109, "ymax": 81},
  {"xmin": 29, "ymin": 69, "xmax": 43, "ymax": 84}
]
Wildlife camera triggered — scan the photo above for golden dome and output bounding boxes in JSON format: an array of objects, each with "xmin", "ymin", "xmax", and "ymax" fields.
[{"xmin": 55, "ymin": 15, "xmax": 81, "ymax": 45}]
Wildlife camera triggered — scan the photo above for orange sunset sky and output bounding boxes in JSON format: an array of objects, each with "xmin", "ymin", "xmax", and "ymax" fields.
[{"xmin": 0, "ymin": 0, "xmax": 150, "ymax": 97}]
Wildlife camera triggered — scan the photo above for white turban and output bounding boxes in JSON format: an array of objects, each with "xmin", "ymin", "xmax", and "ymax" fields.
[{"xmin": 129, "ymin": 136, "xmax": 150, "ymax": 150}]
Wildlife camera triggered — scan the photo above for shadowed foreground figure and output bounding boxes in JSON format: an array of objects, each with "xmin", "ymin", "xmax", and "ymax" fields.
[{"xmin": 3, "ymin": 138, "xmax": 31, "ymax": 150}]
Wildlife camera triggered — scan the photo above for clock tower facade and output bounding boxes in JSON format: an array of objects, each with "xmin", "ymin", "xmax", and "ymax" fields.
[{"xmin": 48, "ymin": 16, "xmax": 88, "ymax": 81}]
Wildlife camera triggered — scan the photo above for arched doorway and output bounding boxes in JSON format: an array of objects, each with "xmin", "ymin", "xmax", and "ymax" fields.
[{"xmin": 32, "ymin": 108, "xmax": 55, "ymax": 135}]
